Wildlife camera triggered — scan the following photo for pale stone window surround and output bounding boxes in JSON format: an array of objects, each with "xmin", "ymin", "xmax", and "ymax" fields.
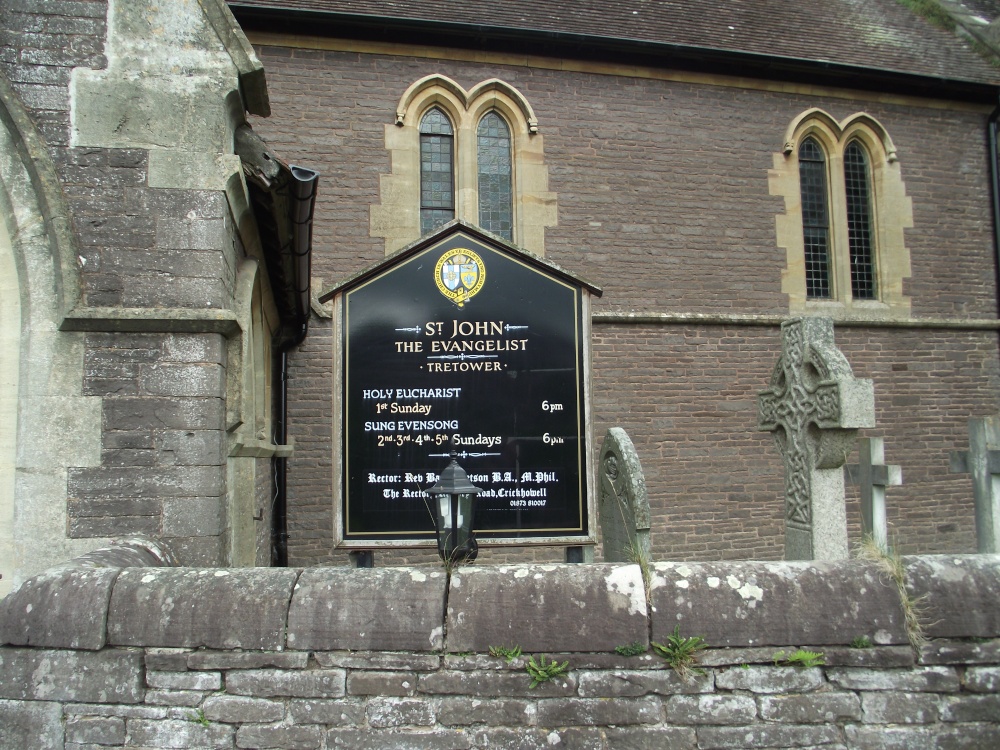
[
  {"xmin": 770, "ymin": 109, "xmax": 913, "ymax": 319},
  {"xmin": 371, "ymin": 75, "xmax": 557, "ymax": 255}
]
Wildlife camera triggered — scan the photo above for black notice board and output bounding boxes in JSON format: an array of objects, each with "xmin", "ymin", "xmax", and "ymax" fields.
[{"xmin": 341, "ymin": 231, "xmax": 589, "ymax": 543}]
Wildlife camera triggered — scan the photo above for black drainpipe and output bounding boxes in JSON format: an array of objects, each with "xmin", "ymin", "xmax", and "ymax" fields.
[
  {"xmin": 989, "ymin": 97, "xmax": 1000, "ymax": 318},
  {"xmin": 272, "ymin": 166, "xmax": 319, "ymax": 567}
]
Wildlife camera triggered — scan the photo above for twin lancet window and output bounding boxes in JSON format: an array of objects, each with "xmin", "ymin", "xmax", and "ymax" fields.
[
  {"xmin": 372, "ymin": 75, "xmax": 554, "ymax": 255},
  {"xmin": 420, "ymin": 108, "xmax": 514, "ymax": 241},
  {"xmin": 798, "ymin": 137, "xmax": 877, "ymax": 301},
  {"xmin": 771, "ymin": 109, "xmax": 912, "ymax": 317}
]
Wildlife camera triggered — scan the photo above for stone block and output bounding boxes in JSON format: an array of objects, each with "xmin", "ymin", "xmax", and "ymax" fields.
[
  {"xmin": 940, "ymin": 694, "xmax": 1000, "ymax": 722},
  {"xmin": 286, "ymin": 567, "xmax": 446, "ymax": 652},
  {"xmin": 147, "ymin": 670, "xmax": 221, "ymax": 691},
  {"xmin": 436, "ymin": 697, "xmax": 534, "ymax": 726},
  {"xmin": 226, "ymin": 669, "xmax": 346, "ymax": 698},
  {"xmin": 418, "ymin": 669, "xmax": 576, "ymax": 698},
  {"xmin": 314, "ymin": 651, "xmax": 439, "ymax": 671},
  {"xmin": 0, "ymin": 566, "xmax": 117, "ymax": 649},
  {"xmin": 535, "ymin": 696, "xmax": 661, "ymax": 726},
  {"xmin": 650, "ymin": 559, "xmax": 907, "ymax": 647},
  {"xmin": 287, "ymin": 699, "xmax": 365, "ymax": 726},
  {"xmin": 845, "ymin": 724, "xmax": 1000, "ymax": 749},
  {"xmin": 759, "ymin": 692, "xmax": 861, "ymax": 723},
  {"xmin": 126, "ymin": 719, "xmax": 233, "ymax": 749},
  {"xmin": 66, "ymin": 714, "xmax": 126, "ymax": 745},
  {"xmin": 826, "ymin": 666, "xmax": 960, "ymax": 693},
  {"xmin": 698, "ymin": 724, "xmax": 843, "ymax": 749},
  {"xmin": 904, "ymin": 555, "xmax": 1000, "ymax": 639},
  {"xmin": 141, "ymin": 363, "xmax": 224, "ymax": 398},
  {"xmin": 820, "ymin": 646, "xmax": 915, "ymax": 668},
  {"xmin": 202, "ymin": 695, "xmax": 285, "ymax": 724},
  {"xmin": 188, "ymin": 650, "xmax": 309, "ymax": 670},
  {"xmin": 68, "ymin": 465, "xmax": 223, "ymax": 497},
  {"xmin": 0, "ymin": 647, "xmax": 144, "ymax": 703},
  {"xmin": 470, "ymin": 727, "xmax": 597, "ymax": 750},
  {"xmin": 108, "ymin": 568, "xmax": 298, "ymax": 650},
  {"xmin": 575, "ymin": 669, "xmax": 712, "ymax": 697},
  {"xmin": 919, "ymin": 639, "xmax": 1000, "ymax": 665},
  {"xmin": 144, "ymin": 689, "xmax": 207, "ymax": 707},
  {"xmin": 861, "ymin": 691, "xmax": 940, "ymax": 723},
  {"xmin": 367, "ymin": 697, "xmax": 435, "ymax": 728},
  {"xmin": 325, "ymin": 728, "xmax": 471, "ymax": 749},
  {"xmin": 236, "ymin": 724, "xmax": 323, "ymax": 750},
  {"xmin": 161, "ymin": 497, "xmax": 222, "ymax": 537},
  {"xmin": 714, "ymin": 664, "xmax": 823, "ymax": 693},
  {"xmin": 103, "ymin": 396, "xmax": 224, "ymax": 430},
  {"xmin": 64, "ymin": 703, "xmax": 167, "ymax": 719},
  {"xmin": 447, "ymin": 564, "xmax": 647, "ymax": 653},
  {"xmin": 604, "ymin": 727, "xmax": 698, "ymax": 750},
  {"xmin": 347, "ymin": 671, "xmax": 418, "ymax": 696},
  {"xmin": 145, "ymin": 648, "xmax": 192, "ymax": 671},
  {"xmin": 664, "ymin": 694, "xmax": 757, "ymax": 725},
  {"xmin": 965, "ymin": 666, "xmax": 1000, "ymax": 693},
  {"xmin": 0, "ymin": 700, "xmax": 63, "ymax": 750}
]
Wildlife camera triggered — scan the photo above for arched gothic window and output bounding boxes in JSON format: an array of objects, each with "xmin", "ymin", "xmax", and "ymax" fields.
[
  {"xmin": 419, "ymin": 108, "xmax": 455, "ymax": 235},
  {"xmin": 844, "ymin": 140, "xmax": 877, "ymax": 300},
  {"xmin": 798, "ymin": 137, "xmax": 831, "ymax": 299},
  {"xmin": 477, "ymin": 111, "xmax": 513, "ymax": 241}
]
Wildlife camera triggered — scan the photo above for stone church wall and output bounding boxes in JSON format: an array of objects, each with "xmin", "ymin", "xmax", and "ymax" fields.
[
  {"xmin": 1, "ymin": 0, "xmax": 272, "ymax": 588},
  {"xmin": 1, "ymin": 552, "xmax": 998, "ymax": 748},
  {"xmin": 247, "ymin": 43, "xmax": 1000, "ymax": 564}
]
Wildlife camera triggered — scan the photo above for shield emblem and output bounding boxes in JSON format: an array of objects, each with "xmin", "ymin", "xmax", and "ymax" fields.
[
  {"xmin": 441, "ymin": 264, "xmax": 461, "ymax": 291},
  {"xmin": 460, "ymin": 263, "xmax": 479, "ymax": 290}
]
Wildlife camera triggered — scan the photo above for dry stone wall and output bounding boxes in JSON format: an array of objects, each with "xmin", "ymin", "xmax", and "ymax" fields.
[{"xmin": 1, "ymin": 549, "xmax": 999, "ymax": 748}]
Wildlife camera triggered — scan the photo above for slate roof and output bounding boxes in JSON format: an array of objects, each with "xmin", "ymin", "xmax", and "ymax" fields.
[{"xmin": 230, "ymin": 0, "xmax": 1000, "ymax": 88}]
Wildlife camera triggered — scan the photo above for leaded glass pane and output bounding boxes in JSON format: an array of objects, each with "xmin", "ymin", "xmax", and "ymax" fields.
[
  {"xmin": 799, "ymin": 137, "xmax": 831, "ymax": 299},
  {"xmin": 420, "ymin": 108, "xmax": 454, "ymax": 235},
  {"xmin": 477, "ymin": 112, "xmax": 513, "ymax": 241},
  {"xmin": 845, "ymin": 141, "xmax": 877, "ymax": 300}
]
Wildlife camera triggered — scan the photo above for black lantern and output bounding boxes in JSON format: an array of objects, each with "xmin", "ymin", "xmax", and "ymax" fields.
[{"xmin": 426, "ymin": 449, "xmax": 483, "ymax": 563}]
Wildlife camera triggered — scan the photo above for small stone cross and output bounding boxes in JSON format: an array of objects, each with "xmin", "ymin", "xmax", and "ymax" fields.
[
  {"xmin": 949, "ymin": 416, "xmax": 1000, "ymax": 553},
  {"xmin": 845, "ymin": 437, "xmax": 902, "ymax": 552},
  {"xmin": 759, "ymin": 318, "xmax": 875, "ymax": 560}
]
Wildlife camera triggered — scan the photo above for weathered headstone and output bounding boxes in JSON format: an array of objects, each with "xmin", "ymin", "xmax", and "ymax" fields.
[
  {"xmin": 598, "ymin": 427, "xmax": 651, "ymax": 563},
  {"xmin": 845, "ymin": 437, "xmax": 902, "ymax": 551},
  {"xmin": 758, "ymin": 317, "xmax": 875, "ymax": 560},
  {"xmin": 949, "ymin": 416, "xmax": 1000, "ymax": 553}
]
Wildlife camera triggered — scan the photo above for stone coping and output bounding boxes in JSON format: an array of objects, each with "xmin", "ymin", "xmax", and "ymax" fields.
[{"xmin": 1, "ymin": 548, "xmax": 998, "ymax": 653}]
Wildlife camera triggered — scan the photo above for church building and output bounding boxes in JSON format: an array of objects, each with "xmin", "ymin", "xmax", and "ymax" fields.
[{"xmin": 2, "ymin": 0, "xmax": 1000, "ymax": 590}]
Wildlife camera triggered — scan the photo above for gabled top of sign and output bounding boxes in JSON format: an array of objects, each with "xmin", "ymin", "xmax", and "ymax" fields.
[{"xmin": 318, "ymin": 220, "xmax": 602, "ymax": 303}]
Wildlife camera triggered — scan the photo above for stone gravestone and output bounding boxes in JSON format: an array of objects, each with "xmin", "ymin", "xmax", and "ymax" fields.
[
  {"xmin": 598, "ymin": 427, "xmax": 651, "ymax": 563},
  {"xmin": 845, "ymin": 437, "xmax": 902, "ymax": 552},
  {"xmin": 758, "ymin": 317, "xmax": 875, "ymax": 560},
  {"xmin": 949, "ymin": 416, "xmax": 1000, "ymax": 553}
]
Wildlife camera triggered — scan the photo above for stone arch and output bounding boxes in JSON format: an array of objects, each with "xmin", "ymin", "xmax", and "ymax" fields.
[{"xmin": 0, "ymin": 74, "xmax": 102, "ymax": 594}]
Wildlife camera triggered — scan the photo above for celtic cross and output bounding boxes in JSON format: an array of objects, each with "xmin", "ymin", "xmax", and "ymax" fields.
[{"xmin": 758, "ymin": 318, "xmax": 875, "ymax": 560}]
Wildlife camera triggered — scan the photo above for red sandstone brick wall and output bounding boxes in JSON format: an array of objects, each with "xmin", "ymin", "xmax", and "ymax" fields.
[{"xmin": 249, "ymin": 45, "xmax": 1000, "ymax": 564}]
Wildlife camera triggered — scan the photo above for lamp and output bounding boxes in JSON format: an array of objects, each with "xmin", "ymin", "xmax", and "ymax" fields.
[{"xmin": 426, "ymin": 449, "xmax": 483, "ymax": 563}]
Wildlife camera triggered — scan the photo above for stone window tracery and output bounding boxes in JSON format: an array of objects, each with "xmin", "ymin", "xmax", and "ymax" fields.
[
  {"xmin": 371, "ymin": 75, "xmax": 556, "ymax": 255},
  {"xmin": 770, "ymin": 109, "xmax": 912, "ymax": 318}
]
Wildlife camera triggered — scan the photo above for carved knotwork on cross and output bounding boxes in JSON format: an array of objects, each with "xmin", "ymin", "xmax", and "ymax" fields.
[{"xmin": 758, "ymin": 318, "xmax": 875, "ymax": 560}]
